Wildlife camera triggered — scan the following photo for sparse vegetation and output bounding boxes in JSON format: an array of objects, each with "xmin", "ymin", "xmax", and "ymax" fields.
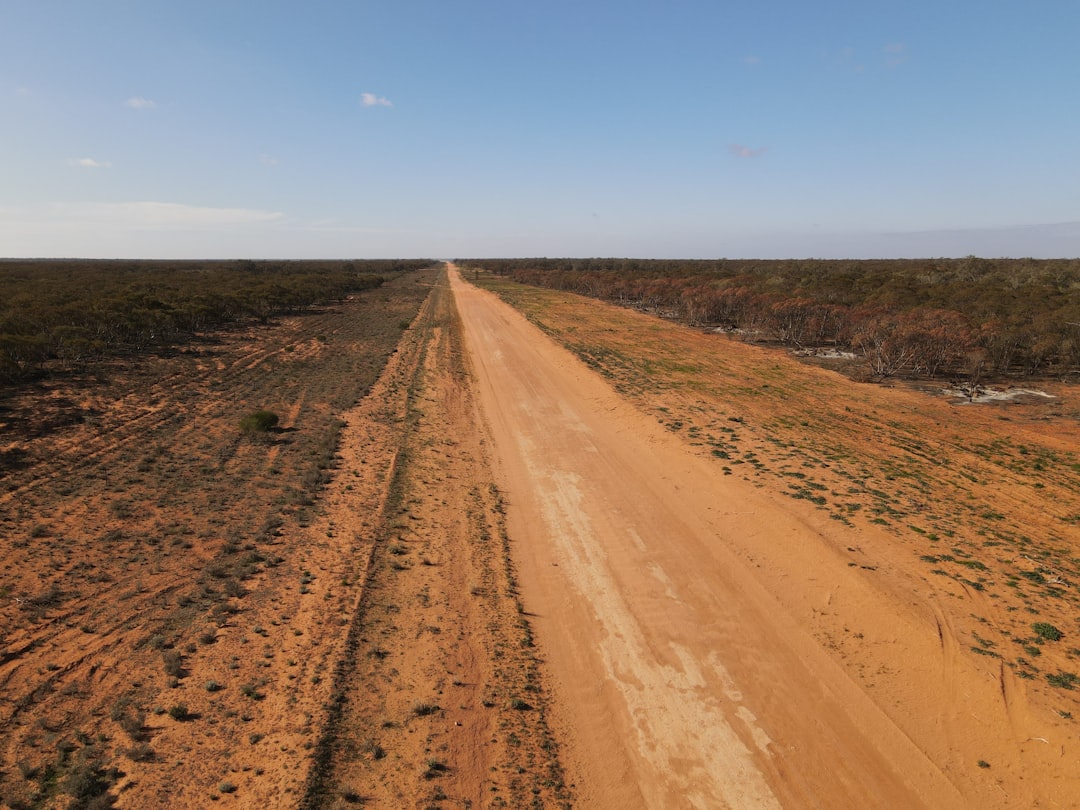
[
  {"xmin": 411, "ymin": 702, "xmax": 440, "ymax": 717},
  {"xmin": 0, "ymin": 264, "xmax": 439, "ymax": 806},
  {"xmin": 0, "ymin": 259, "xmax": 428, "ymax": 383},
  {"xmin": 3, "ymin": 259, "xmax": 1076, "ymax": 808},
  {"xmin": 1047, "ymin": 672, "xmax": 1079, "ymax": 690},
  {"xmin": 463, "ymin": 257, "xmax": 1080, "ymax": 379}
]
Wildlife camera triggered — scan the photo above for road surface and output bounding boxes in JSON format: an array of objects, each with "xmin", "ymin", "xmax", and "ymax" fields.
[{"xmin": 450, "ymin": 267, "xmax": 964, "ymax": 809}]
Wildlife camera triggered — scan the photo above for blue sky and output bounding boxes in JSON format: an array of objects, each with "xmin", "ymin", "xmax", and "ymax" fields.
[{"xmin": 2, "ymin": 0, "xmax": 1079, "ymax": 259}]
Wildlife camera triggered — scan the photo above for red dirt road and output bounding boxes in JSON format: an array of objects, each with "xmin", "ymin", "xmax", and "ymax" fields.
[{"xmin": 450, "ymin": 268, "xmax": 970, "ymax": 808}]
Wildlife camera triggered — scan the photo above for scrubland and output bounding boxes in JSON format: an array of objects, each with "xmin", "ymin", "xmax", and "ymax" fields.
[{"xmin": 4, "ymin": 257, "xmax": 1080, "ymax": 808}]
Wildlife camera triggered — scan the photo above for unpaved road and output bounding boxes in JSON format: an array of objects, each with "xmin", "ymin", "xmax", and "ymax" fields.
[{"xmin": 451, "ymin": 267, "xmax": 969, "ymax": 808}]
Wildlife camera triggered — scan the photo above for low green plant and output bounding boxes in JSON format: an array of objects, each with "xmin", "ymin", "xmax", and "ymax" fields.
[
  {"xmin": 162, "ymin": 649, "xmax": 183, "ymax": 678},
  {"xmin": 1047, "ymin": 671, "xmax": 1078, "ymax": 690},
  {"xmin": 239, "ymin": 409, "xmax": 279, "ymax": 433},
  {"xmin": 1034, "ymin": 622, "xmax": 1063, "ymax": 642}
]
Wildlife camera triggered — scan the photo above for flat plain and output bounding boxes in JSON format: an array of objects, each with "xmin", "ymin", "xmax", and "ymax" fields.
[{"xmin": 2, "ymin": 262, "xmax": 1079, "ymax": 808}]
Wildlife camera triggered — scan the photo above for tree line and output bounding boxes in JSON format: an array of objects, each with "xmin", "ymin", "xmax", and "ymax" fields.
[
  {"xmin": 0, "ymin": 259, "xmax": 432, "ymax": 382},
  {"xmin": 458, "ymin": 257, "xmax": 1080, "ymax": 380}
]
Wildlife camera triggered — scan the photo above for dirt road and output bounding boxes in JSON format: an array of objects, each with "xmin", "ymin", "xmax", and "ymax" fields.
[{"xmin": 450, "ymin": 267, "xmax": 970, "ymax": 808}]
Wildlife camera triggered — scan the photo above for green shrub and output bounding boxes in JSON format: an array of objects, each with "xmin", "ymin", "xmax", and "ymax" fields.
[
  {"xmin": 239, "ymin": 410, "xmax": 279, "ymax": 433},
  {"xmin": 1047, "ymin": 671, "xmax": 1078, "ymax": 690},
  {"xmin": 162, "ymin": 649, "xmax": 183, "ymax": 678},
  {"xmin": 1034, "ymin": 622, "xmax": 1063, "ymax": 642},
  {"xmin": 125, "ymin": 743, "xmax": 155, "ymax": 762}
]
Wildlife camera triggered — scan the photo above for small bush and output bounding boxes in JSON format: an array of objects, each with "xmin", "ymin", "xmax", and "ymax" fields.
[
  {"xmin": 422, "ymin": 759, "xmax": 448, "ymax": 779},
  {"xmin": 1047, "ymin": 671, "xmax": 1079, "ymax": 690},
  {"xmin": 118, "ymin": 710, "xmax": 147, "ymax": 740},
  {"xmin": 223, "ymin": 578, "xmax": 246, "ymax": 598},
  {"xmin": 63, "ymin": 760, "xmax": 115, "ymax": 803},
  {"xmin": 360, "ymin": 738, "xmax": 385, "ymax": 760},
  {"xmin": 125, "ymin": 743, "xmax": 155, "ymax": 762},
  {"xmin": 1034, "ymin": 622, "xmax": 1064, "ymax": 642},
  {"xmin": 168, "ymin": 703, "xmax": 190, "ymax": 721},
  {"xmin": 162, "ymin": 650, "xmax": 183, "ymax": 678},
  {"xmin": 239, "ymin": 410, "xmax": 279, "ymax": 433}
]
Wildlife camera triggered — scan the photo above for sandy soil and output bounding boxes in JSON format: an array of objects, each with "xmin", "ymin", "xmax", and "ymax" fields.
[
  {"xmin": 450, "ymin": 266, "xmax": 1080, "ymax": 808},
  {"xmin": 0, "ymin": 265, "xmax": 568, "ymax": 810},
  {"xmin": 0, "ymin": 271, "xmax": 436, "ymax": 809},
  {"xmin": 4, "ymin": 260, "xmax": 1079, "ymax": 808},
  {"xmin": 306, "ymin": 270, "xmax": 568, "ymax": 809}
]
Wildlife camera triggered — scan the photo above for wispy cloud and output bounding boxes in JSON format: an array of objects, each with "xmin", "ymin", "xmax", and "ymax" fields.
[
  {"xmin": 884, "ymin": 42, "xmax": 907, "ymax": 67},
  {"xmin": 258, "ymin": 154, "xmax": 279, "ymax": 166},
  {"xmin": 69, "ymin": 157, "xmax": 112, "ymax": 169},
  {"xmin": 728, "ymin": 144, "xmax": 767, "ymax": 159},
  {"xmin": 360, "ymin": 92, "xmax": 392, "ymax": 108},
  {"xmin": 51, "ymin": 201, "xmax": 283, "ymax": 228},
  {"xmin": 0, "ymin": 203, "xmax": 288, "ymax": 258},
  {"xmin": 835, "ymin": 46, "xmax": 865, "ymax": 73},
  {"xmin": 743, "ymin": 55, "xmax": 761, "ymax": 66},
  {"xmin": 125, "ymin": 96, "xmax": 156, "ymax": 110}
]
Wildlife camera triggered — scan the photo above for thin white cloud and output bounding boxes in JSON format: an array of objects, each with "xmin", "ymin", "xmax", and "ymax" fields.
[
  {"xmin": 743, "ymin": 55, "xmax": 761, "ymax": 66},
  {"xmin": 835, "ymin": 46, "xmax": 865, "ymax": 73},
  {"xmin": 728, "ymin": 144, "xmax": 767, "ymax": 159},
  {"xmin": 259, "ymin": 154, "xmax": 279, "ymax": 166},
  {"xmin": 16, "ymin": 87, "xmax": 30, "ymax": 95},
  {"xmin": 125, "ymin": 96, "xmax": 156, "ymax": 110},
  {"xmin": 69, "ymin": 157, "xmax": 112, "ymax": 168},
  {"xmin": 51, "ymin": 201, "xmax": 283, "ymax": 229},
  {"xmin": 884, "ymin": 42, "xmax": 907, "ymax": 67},
  {"xmin": 360, "ymin": 92, "xmax": 393, "ymax": 107}
]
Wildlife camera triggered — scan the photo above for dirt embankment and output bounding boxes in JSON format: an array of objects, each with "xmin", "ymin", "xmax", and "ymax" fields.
[
  {"xmin": 304, "ymin": 270, "xmax": 568, "ymax": 808},
  {"xmin": 453, "ymin": 265, "xmax": 1080, "ymax": 809}
]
